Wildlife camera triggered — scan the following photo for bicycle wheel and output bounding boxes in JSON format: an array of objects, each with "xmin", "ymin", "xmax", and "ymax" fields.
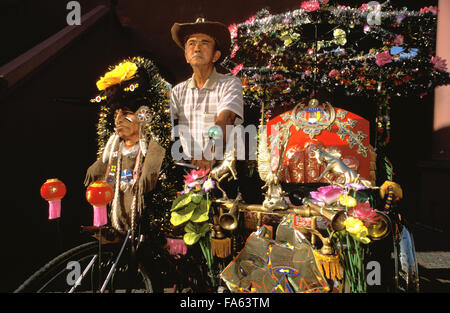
[{"xmin": 14, "ymin": 241, "xmax": 152, "ymax": 293}]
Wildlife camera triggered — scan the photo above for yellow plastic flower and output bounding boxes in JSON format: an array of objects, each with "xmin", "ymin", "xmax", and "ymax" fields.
[
  {"xmin": 344, "ymin": 217, "xmax": 371, "ymax": 244},
  {"xmin": 339, "ymin": 194, "xmax": 357, "ymax": 207},
  {"xmin": 96, "ymin": 61, "xmax": 138, "ymax": 91},
  {"xmin": 333, "ymin": 28, "xmax": 347, "ymax": 46}
]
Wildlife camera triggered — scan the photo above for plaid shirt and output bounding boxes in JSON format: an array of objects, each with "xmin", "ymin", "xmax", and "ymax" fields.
[{"xmin": 170, "ymin": 68, "xmax": 243, "ymax": 160}]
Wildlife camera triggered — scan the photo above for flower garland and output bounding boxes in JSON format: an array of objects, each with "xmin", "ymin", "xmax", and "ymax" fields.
[{"xmin": 222, "ymin": 2, "xmax": 449, "ymax": 130}]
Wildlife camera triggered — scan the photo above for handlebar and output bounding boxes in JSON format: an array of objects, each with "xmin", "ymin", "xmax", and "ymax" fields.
[{"xmin": 174, "ymin": 161, "xmax": 199, "ymax": 170}]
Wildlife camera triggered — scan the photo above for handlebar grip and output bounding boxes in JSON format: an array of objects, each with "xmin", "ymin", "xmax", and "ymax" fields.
[{"xmin": 384, "ymin": 185, "xmax": 394, "ymax": 211}]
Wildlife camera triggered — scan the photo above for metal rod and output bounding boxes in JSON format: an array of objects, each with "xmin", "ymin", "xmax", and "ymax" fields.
[
  {"xmin": 100, "ymin": 230, "xmax": 131, "ymax": 293},
  {"xmin": 68, "ymin": 255, "xmax": 98, "ymax": 293},
  {"xmin": 174, "ymin": 161, "xmax": 199, "ymax": 170},
  {"xmin": 98, "ymin": 226, "xmax": 102, "ymax": 292}
]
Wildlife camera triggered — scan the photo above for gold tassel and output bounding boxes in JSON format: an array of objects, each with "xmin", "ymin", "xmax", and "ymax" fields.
[
  {"xmin": 313, "ymin": 249, "xmax": 343, "ymax": 281},
  {"xmin": 210, "ymin": 237, "xmax": 231, "ymax": 258}
]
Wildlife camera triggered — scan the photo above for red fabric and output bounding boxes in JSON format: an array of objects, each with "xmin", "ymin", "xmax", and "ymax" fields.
[{"xmin": 266, "ymin": 107, "xmax": 370, "ymax": 183}]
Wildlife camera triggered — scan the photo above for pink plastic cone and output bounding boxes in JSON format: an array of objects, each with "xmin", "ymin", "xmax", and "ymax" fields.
[
  {"xmin": 93, "ymin": 205, "xmax": 108, "ymax": 226},
  {"xmin": 48, "ymin": 199, "xmax": 61, "ymax": 220}
]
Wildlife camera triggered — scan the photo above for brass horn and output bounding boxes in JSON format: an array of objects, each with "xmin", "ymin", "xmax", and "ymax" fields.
[
  {"xmin": 295, "ymin": 200, "xmax": 347, "ymax": 231},
  {"xmin": 219, "ymin": 195, "xmax": 242, "ymax": 231}
]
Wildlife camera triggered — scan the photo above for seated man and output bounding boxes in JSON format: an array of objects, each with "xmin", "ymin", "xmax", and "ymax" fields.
[
  {"xmin": 169, "ymin": 18, "xmax": 244, "ymax": 170},
  {"xmin": 85, "ymin": 59, "xmax": 166, "ymax": 235}
]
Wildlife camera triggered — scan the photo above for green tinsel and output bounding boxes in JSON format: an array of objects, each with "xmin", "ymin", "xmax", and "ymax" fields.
[
  {"xmin": 93, "ymin": 56, "xmax": 184, "ymax": 233},
  {"xmin": 223, "ymin": 3, "xmax": 450, "ymax": 120}
]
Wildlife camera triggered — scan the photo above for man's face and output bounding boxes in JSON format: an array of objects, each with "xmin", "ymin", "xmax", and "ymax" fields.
[
  {"xmin": 114, "ymin": 108, "xmax": 140, "ymax": 140},
  {"xmin": 184, "ymin": 33, "xmax": 221, "ymax": 67}
]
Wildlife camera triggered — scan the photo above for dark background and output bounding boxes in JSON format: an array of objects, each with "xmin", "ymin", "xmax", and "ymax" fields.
[{"xmin": 0, "ymin": 0, "xmax": 443, "ymax": 292}]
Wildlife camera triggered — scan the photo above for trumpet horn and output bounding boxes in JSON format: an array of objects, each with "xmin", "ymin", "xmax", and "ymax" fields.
[
  {"xmin": 219, "ymin": 195, "xmax": 242, "ymax": 231},
  {"xmin": 297, "ymin": 200, "xmax": 347, "ymax": 231}
]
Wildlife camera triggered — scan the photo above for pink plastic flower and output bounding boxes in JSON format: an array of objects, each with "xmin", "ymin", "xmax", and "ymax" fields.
[
  {"xmin": 359, "ymin": 3, "xmax": 368, "ymax": 11},
  {"xmin": 228, "ymin": 24, "xmax": 238, "ymax": 39},
  {"xmin": 310, "ymin": 185, "xmax": 344, "ymax": 206},
  {"xmin": 349, "ymin": 201, "xmax": 380, "ymax": 224},
  {"xmin": 231, "ymin": 43, "xmax": 239, "ymax": 58},
  {"xmin": 301, "ymin": 1, "xmax": 320, "ymax": 12},
  {"xmin": 375, "ymin": 51, "xmax": 392, "ymax": 67},
  {"xmin": 184, "ymin": 168, "xmax": 210, "ymax": 187},
  {"xmin": 420, "ymin": 6, "xmax": 438, "ymax": 15},
  {"xmin": 328, "ymin": 69, "xmax": 339, "ymax": 78},
  {"xmin": 231, "ymin": 64, "xmax": 244, "ymax": 75},
  {"xmin": 393, "ymin": 34, "xmax": 404, "ymax": 46},
  {"xmin": 245, "ymin": 16, "xmax": 256, "ymax": 24},
  {"xmin": 431, "ymin": 56, "xmax": 448, "ymax": 72}
]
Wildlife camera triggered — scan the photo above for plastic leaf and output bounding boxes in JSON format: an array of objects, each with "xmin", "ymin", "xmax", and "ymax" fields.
[
  {"xmin": 183, "ymin": 232, "xmax": 201, "ymax": 245},
  {"xmin": 170, "ymin": 203, "xmax": 196, "ymax": 226},
  {"xmin": 190, "ymin": 199, "xmax": 210, "ymax": 223},
  {"xmin": 171, "ymin": 193, "xmax": 191, "ymax": 211}
]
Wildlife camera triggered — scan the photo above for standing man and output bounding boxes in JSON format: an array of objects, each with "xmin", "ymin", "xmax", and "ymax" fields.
[{"xmin": 170, "ymin": 18, "xmax": 244, "ymax": 170}]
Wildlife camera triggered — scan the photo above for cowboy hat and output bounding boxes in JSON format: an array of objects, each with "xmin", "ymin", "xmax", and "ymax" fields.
[{"xmin": 171, "ymin": 18, "xmax": 231, "ymax": 62}]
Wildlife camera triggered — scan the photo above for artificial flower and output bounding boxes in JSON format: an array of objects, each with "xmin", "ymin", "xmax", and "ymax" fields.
[
  {"xmin": 310, "ymin": 185, "xmax": 344, "ymax": 206},
  {"xmin": 395, "ymin": 13, "xmax": 405, "ymax": 25},
  {"xmin": 375, "ymin": 51, "xmax": 392, "ymax": 67},
  {"xmin": 333, "ymin": 29, "xmax": 347, "ymax": 46},
  {"xmin": 431, "ymin": 56, "xmax": 448, "ymax": 72},
  {"xmin": 359, "ymin": 3, "xmax": 368, "ymax": 11},
  {"xmin": 183, "ymin": 168, "xmax": 210, "ymax": 188},
  {"xmin": 349, "ymin": 201, "xmax": 380, "ymax": 224},
  {"xmin": 202, "ymin": 179, "xmax": 215, "ymax": 192},
  {"xmin": 420, "ymin": 6, "xmax": 438, "ymax": 15},
  {"xmin": 301, "ymin": 1, "xmax": 320, "ymax": 12},
  {"xmin": 232, "ymin": 64, "xmax": 244, "ymax": 76},
  {"xmin": 344, "ymin": 217, "xmax": 371, "ymax": 244},
  {"xmin": 328, "ymin": 69, "xmax": 340, "ymax": 78},
  {"xmin": 245, "ymin": 16, "xmax": 256, "ymax": 24},
  {"xmin": 231, "ymin": 44, "xmax": 239, "ymax": 58},
  {"xmin": 96, "ymin": 61, "xmax": 137, "ymax": 91},
  {"xmin": 393, "ymin": 34, "xmax": 404, "ymax": 46},
  {"xmin": 228, "ymin": 24, "xmax": 238, "ymax": 40},
  {"xmin": 339, "ymin": 194, "xmax": 357, "ymax": 207},
  {"xmin": 345, "ymin": 183, "xmax": 366, "ymax": 191}
]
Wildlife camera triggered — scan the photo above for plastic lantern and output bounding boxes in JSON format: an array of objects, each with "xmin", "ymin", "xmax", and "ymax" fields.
[
  {"xmin": 40, "ymin": 178, "xmax": 66, "ymax": 220},
  {"xmin": 86, "ymin": 181, "xmax": 113, "ymax": 227}
]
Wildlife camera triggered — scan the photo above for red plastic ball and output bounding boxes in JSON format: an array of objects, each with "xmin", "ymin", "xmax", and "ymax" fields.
[
  {"xmin": 86, "ymin": 181, "xmax": 113, "ymax": 206},
  {"xmin": 40, "ymin": 178, "xmax": 66, "ymax": 201}
]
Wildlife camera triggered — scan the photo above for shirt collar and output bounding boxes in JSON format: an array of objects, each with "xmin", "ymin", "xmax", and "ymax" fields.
[{"xmin": 188, "ymin": 67, "xmax": 219, "ymax": 90}]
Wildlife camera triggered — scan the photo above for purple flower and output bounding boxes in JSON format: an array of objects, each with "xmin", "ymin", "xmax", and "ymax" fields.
[
  {"xmin": 346, "ymin": 183, "xmax": 366, "ymax": 191},
  {"xmin": 202, "ymin": 179, "xmax": 215, "ymax": 193},
  {"xmin": 310, "ymin": 185, "xmax": 344, "ymax": 206}
]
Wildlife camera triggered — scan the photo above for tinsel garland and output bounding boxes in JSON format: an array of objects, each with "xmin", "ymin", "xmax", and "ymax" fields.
[
  {"xmin": 223, "ymin": 4, "xmax": 449, "ymax": 101},
  {"xmin": 222, "ymin": 2, "xmax": 449, "ymax": 150},
  {"xmin": 94, "ymin": 56, "xmax": 184, "ymax": 233}
]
